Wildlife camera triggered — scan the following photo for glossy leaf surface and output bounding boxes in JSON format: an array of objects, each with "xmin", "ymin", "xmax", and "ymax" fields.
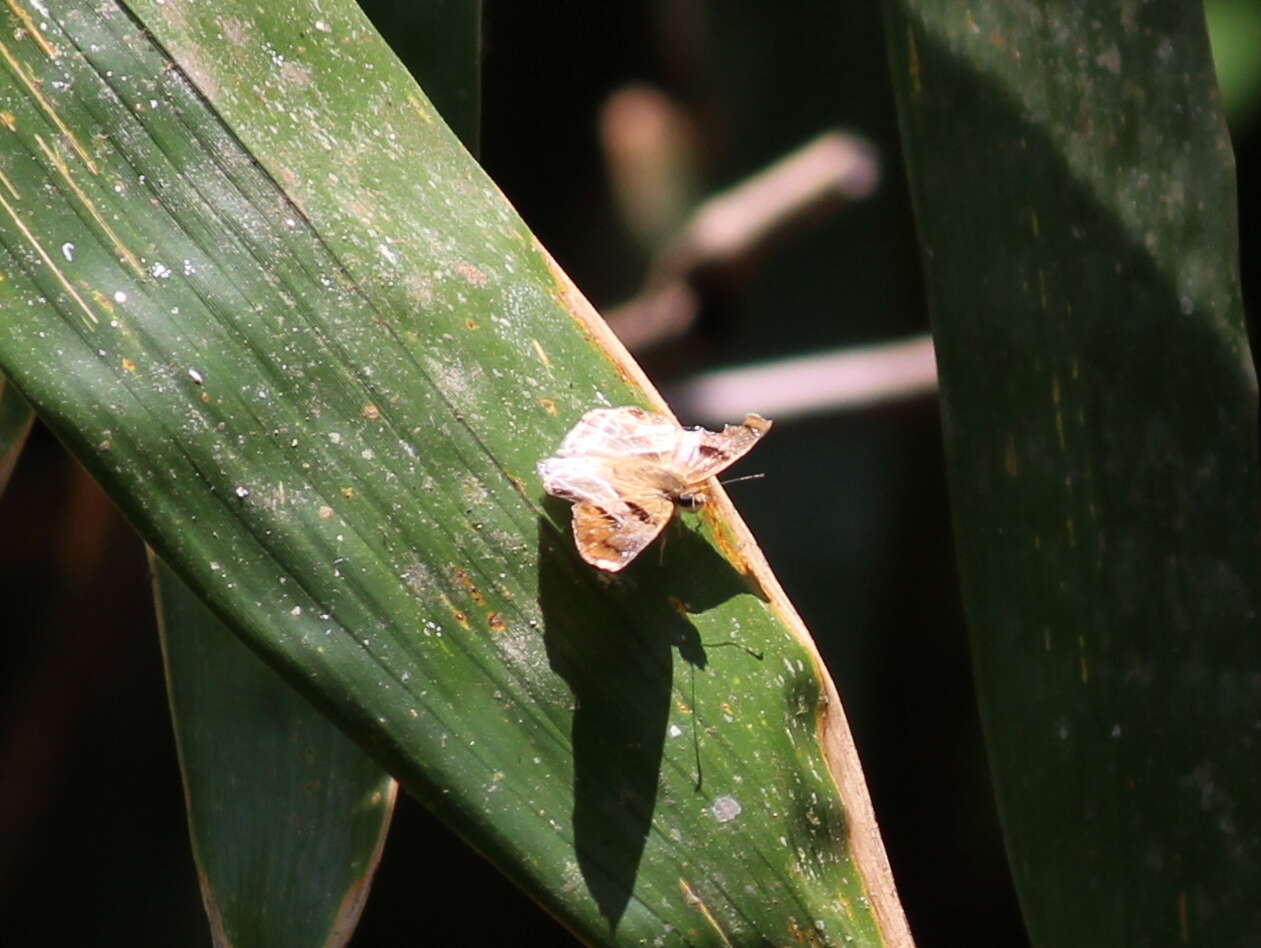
[{"xmin": 0, "ymin": 1, "xmax": 907, "ymax": 944}]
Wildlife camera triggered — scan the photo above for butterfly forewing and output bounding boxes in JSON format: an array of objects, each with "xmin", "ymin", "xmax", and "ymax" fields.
[
  {"xmin": 556, "ymin": 406, "xmax": 688, "ymax": 463},
  {"xmin": 678, "ymin": 417, "xmax": 772, "ymax": 484}
]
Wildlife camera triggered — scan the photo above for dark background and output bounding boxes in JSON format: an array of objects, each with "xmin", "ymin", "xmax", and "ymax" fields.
[{"xmin": 2, "ymin": 2, "xmax": 1256, "ymax": 944}]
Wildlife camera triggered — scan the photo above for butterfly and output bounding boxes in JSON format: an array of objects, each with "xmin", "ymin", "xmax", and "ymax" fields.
[{"xmin": 538, "ymin": 406, "xmax": 771, "ymax": 571}]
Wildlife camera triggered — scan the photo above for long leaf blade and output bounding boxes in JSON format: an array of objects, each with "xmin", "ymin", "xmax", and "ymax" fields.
[
  {"xmin": 0, "ymin": 2, "xmax": 908, "ymax": 942},
  {"xmin": 884, "ymin": 1, "xmax": 1261, "ymax": 942},
  {"xmin": 154, "ymin": 6, "xmax": 483, "ymax": 943},
  {"xmin": 156, "ymin": 556, "xmax": 395, "ymax": 948}
]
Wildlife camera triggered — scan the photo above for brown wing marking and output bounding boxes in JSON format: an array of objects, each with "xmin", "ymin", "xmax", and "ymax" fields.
[
  {"xmin": 681, "ymin": 414, "xmax": 773, "ymax": 484},
  {"xmin": 571, "ymin": 493, "xmax": 673, "ymax": 572}
]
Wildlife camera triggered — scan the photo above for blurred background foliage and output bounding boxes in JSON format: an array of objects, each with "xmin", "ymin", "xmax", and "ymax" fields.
[{"xmin": 1, "ymin": 1, "xmax": 1256, "ymax": 944}]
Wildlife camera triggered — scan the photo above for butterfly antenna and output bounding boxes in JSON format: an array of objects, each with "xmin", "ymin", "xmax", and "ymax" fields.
[{"xmin": 719, "ymin": 471, "xmax": 766, "ymax": 487}]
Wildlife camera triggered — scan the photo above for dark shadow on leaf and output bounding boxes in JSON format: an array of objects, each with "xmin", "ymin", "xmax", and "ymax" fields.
[{"xmin": 537, "ymin": 497, "xmax": 753, "ymax": 931}]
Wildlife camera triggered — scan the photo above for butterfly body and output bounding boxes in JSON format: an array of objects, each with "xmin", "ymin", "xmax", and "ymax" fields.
[{"xmin": 538, "ymin": 406, "xmax": 771, "ymax": 571}]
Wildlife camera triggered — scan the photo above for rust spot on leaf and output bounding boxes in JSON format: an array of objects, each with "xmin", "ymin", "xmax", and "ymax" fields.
[
  {"xmin": 439, "ymin": 593, "xmax": 470, "ymax": 629},
  {"xmin": 362, "ymin": 402, "xmax": 381, "ymax": 420},
  {"xmin": 487, "ymin": 612, "xmax": 506, "ymax": 633},
  {"xmin": 785, "ymin": 915, "xmax": 826, "ymax": 944},
  {"xmin": 452, "ymin": 567, "xmax": 485, "ymax": 605}
]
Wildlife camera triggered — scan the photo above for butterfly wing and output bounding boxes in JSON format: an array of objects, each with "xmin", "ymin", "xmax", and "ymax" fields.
[
  {"xmin": 539, "ymin": 455, "xmax": 674, "ymax": 571},
  {"xmin": 571, "ymin": 492, "xmax": 674, "ymax": 571},
  {"xmin": 675, "ymin": 413, "xmax": 772, "ymax": 485},
  {"xmin": 555, "ymin": 406, "xmax": 685, "ymax": 463}
]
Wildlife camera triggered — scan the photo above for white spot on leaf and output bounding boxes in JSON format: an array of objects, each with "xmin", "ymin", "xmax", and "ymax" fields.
[{"xmin": 711, "ymin": 795, "xmax": 742, "ymax": 824}]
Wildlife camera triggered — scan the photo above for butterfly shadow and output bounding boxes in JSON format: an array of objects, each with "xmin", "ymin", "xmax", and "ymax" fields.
[{"xmin": 537, "ymin": 499, "xmax": 757, "ymax": 933}]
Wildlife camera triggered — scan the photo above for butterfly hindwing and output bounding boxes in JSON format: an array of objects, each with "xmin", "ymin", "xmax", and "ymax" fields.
[{"xmin": 570, "ymin": 493, "xmax": 674, "ymax": 571}]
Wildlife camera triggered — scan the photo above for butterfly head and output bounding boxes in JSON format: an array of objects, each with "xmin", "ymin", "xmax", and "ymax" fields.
[{"xmin": 673, "ymin": 488, "xmax": 708, "ymax": 512}]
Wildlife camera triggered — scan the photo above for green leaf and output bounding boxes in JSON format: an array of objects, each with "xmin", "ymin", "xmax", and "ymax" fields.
[
  {"xmin": 0, "ymin": 1, "xmax": 907, "ymax": 942},
  {"xmin": 152, "ymin": 6, "xmax": 480, "ymax": 945},
  {"xmin": 156, "ymin": 555, "xmax": 395, "ymax": 948},
  {"xmin": 884, "ymin": 1, "xmax": 1261, "ymax": 943}
]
